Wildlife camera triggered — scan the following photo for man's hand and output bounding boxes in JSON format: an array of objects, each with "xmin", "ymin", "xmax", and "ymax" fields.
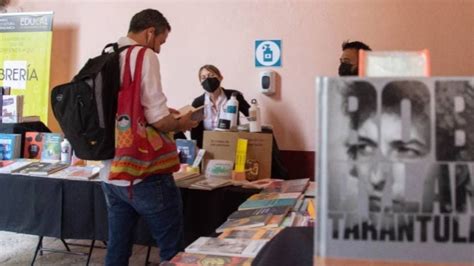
[
  {"xmin": 168, "ymin": 108, "xmax": 179, "ymax": 115},
  {"xmin": 151, "ymin": 110, "xmax": 198, "ymax": 133},
  {"xmin": 177, "ymin": 111, "xmax": 199, "ymax": 131}
]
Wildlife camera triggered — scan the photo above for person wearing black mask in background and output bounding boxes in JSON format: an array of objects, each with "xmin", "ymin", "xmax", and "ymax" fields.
[
  {"xmin": 190, "ymin": 64, "xmax": 250, "ymax": 148},
  {"xmin": 339, "ymin": 40, "xmax": 372, "ymax": 76}
]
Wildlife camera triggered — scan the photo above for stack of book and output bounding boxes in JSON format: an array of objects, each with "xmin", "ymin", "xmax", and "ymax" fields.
[
  {"xmin": 228, "ymin": 178, "xmax": 312, "ymax": 228},
  {"xmin": 166, "ymin": 179, "xmax": 314, "ymax": 265}
]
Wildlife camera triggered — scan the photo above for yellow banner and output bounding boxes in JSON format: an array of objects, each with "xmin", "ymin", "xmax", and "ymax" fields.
[{"xmin": 0, "ymin": 12, "xmax": 54, "ymax": 123}]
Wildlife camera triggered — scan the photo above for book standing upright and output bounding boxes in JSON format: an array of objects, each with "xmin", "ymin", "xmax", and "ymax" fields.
[{"xmin": 316, "ymin": 77, "xmax": 474, "ymax": 264}]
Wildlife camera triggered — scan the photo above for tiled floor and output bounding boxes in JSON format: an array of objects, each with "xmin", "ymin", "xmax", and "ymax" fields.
[{"xmin": 0, "ymin": 231, "xmax": 160, "ymax": 265}]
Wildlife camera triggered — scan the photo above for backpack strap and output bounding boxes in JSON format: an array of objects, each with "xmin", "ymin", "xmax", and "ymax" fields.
[{"xmin": 102, "ymin": 43, "xmax": 132, "ymax": 55}]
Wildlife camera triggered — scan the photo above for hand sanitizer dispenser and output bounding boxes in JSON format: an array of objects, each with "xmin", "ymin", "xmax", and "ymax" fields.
[{"xmin": 259, "ymin": 70, "xmax": 276, "ymax": 95}]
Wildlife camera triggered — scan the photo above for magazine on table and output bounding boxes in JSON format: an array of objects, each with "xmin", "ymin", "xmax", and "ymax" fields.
[
  {"xmin": 216, "ymin": 215, "xmax": 271, "ymax": 233},
  {"xmin": 218, "ymin": 228, "xmax": 282, "ymax": 240},
  {"xmin": 11, "ymin": 161, "xmax": 69, "ymax": 176},
  {"xmin": 185, "ymin": 237, "xmax": 267, "ymax": 258},
  {"xmin": 48, "ymin": 166, "xmax": 101, "ymax": 180},
  {"xmin": 189, "ymin": 177, "xmax": 233, "ymax": 191},
  {"xmin": 162, "ymin": 252, "xmax": 253, "ymax": 266}
]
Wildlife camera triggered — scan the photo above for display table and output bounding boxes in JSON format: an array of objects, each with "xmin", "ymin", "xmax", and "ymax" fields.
[
  {"xmin": 252, "ymin": 227, "xmax": 472, "ymax": 266},
  {"xmin": 0, "ymin": 173, "xmax": 259, "ymax": 264}
]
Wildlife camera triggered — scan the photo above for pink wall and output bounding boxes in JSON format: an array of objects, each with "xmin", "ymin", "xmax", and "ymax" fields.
[{"xmin": 19, "ymin": 0, "xmax": 474, "ymax": 151}]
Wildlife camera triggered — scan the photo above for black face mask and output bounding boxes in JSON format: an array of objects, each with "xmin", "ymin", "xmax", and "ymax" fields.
[
  {"xmin": 339, "ymin": 62, "xmax": 358, "ymax": 76},
  {"xmin": 201, "ymin": 77, "xmax": 221, "ymax": 93}
]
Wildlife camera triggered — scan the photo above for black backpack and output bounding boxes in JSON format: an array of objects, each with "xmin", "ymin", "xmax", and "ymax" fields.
[{"xmin": 51, "ymin": 43, "xmax": 130, "ymax": 160}]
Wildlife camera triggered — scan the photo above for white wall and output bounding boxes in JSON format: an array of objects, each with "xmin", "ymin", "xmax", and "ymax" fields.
[{"xmin": 17, "ymin": 0, "xmax": 474, "ymax": 151}]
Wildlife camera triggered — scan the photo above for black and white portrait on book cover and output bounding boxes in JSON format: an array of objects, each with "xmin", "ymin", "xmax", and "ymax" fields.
[{"xmin": 316, "ymin": 77, "xmax": 474, "ymax": 263}]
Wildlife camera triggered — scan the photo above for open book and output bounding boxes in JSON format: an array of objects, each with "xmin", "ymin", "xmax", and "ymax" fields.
[{"xmin": 173, "ymin": 105, "xmax": 204, "ymax": 121}]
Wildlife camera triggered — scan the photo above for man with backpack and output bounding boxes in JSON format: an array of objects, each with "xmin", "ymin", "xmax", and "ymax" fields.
[{"xmin": 99, "ymin": 9, "xmax": 198, "ymax": 265}]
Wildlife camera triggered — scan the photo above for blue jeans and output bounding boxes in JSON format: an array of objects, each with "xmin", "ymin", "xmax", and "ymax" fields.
[{"xmin": 101, "ymin": 174, "xmax": 183, "ymax": 265}]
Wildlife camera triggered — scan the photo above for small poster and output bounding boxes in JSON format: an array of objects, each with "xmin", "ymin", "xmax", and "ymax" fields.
[
  {"xmin": 0, "ymin": 11, "xmax": 54, "ymax": 123},
  {"xmin": 255, "ymin": 40, "xmax": 281, "ymax": 67}
]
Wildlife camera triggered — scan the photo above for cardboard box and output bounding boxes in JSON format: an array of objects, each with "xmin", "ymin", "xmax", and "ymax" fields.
[{"xmin": 202, "ymin": 131, "xmax": 273, "ymax": 180}]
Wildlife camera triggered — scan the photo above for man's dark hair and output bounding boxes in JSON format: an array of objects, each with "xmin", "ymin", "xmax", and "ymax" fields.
[
  {"xmin": 128, "ymin": 9, "xmax": 171, "ymax": 34},
  {"xmin": 341, "ymin": 41, "xmax": 372, "ymax": 51}
]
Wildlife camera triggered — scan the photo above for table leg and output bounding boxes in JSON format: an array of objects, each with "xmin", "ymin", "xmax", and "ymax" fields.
[
  {"xmin": 31, "ymin": 236, "xmax": 43, "ymax": 266},
  {"xmin": 86, "ymin": 240, "xmax": 95, "ymax": 266},
  {"xmin": 61, "ymin": 239, "xmax": 71, "ymax": 252},
  {"xmin": 145, "ymin": 246, "xmax": 152, "ymax": 266}
]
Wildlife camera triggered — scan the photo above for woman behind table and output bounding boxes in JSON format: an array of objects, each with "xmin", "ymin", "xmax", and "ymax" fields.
[{"xmin": 190, "ymin": 64, "xmax": 250, "ymax": 148}]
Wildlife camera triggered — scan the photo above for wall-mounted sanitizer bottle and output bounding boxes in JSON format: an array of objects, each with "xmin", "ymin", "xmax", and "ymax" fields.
[{"xmin": 249, "ymin": 99, "xmax": 262, "ymax": 133}]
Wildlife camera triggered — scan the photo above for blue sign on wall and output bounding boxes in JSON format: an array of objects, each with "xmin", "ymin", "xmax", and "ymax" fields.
[{"xmin": 255, "ymin": 40, "xmax": 281, "ymax": 67}]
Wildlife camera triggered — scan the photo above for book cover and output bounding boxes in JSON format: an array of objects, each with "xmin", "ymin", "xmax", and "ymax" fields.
[
  {"xmin": 174, "ymin": 105, "xmax": 205, "ymax": 121},
  {"xmin": 176, "ymin": 139, "xmax": 197, "ymax": 165},
  {"xmin": 163, "ymin": 252, "xmax": 253, "ymax": 266},
  {"xmin": 12, "ymin": 161, "xmax": 69, "ymax": 176},
  {"xmin": 41, "ymin": 133, "xmax": 63, "ymax": 161},
  {"xmin": 23, "ymin": 132, "xmax": 44, "ymax": 159},
  {"xmin": 263, "ymin": 214, "xmax": 287, "ymax": 228},
  {"xmin": 304, "ymin": 181, "xmax": 316, "ymax": 198},
  {"xmin": 0, "ymin": 133, "xmax": 21, "ymax": 160},
  {"xmin": 238, "ymin": 198, "xmax": 297, "ymax": 210},
  {"xmin": 173, "ymin": 171, "xmax": 201, "ymax": 182},
  {"xmin": 49, "ymin": 166, "xmax": 101, "ymax": 180},
  {"xmin": 185, "ymin": 237, "xmax": 267, "ymax": 258},
  {"xmin": 247, "ymin": 192, "xmax": 301, "ymax": 201},
  {"xmin": 218, "ymin": 228, "xmax": 281, "ymax": 240},
  {"xmin": 316, "ymin": 77, "xmax": 474, "ymax": 263},
  {"xmin": 0, "ymin": 160, "xmax": 33, "ymax": 173},
  {"xmin": 189, "ymin": 177, "xmax": 232, "ymax": 191},
  {"xmin": 239, "ymin": 178, "xmax": 279, "ymax": 189},
  {"xmin": 216, "ymin": 215, "xmax": 271, "ymax": 233},
  {"xmin": 175, "ymin": 175, "xmax": 206, "ymax": 188},
  {"xmin": 228, "ymin": 206, "xmax": 291, "ymax": 220},
  {"xmin": 261, "ymin": 178, "xmax": 310, "ymax": 193},
  {"xmin": 234, "ymin": 138, "xmax": 248, "ymax": 172},
  {"xmin": 2, "ymin": 95, "xmax": 23, "ymax": 123}
]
